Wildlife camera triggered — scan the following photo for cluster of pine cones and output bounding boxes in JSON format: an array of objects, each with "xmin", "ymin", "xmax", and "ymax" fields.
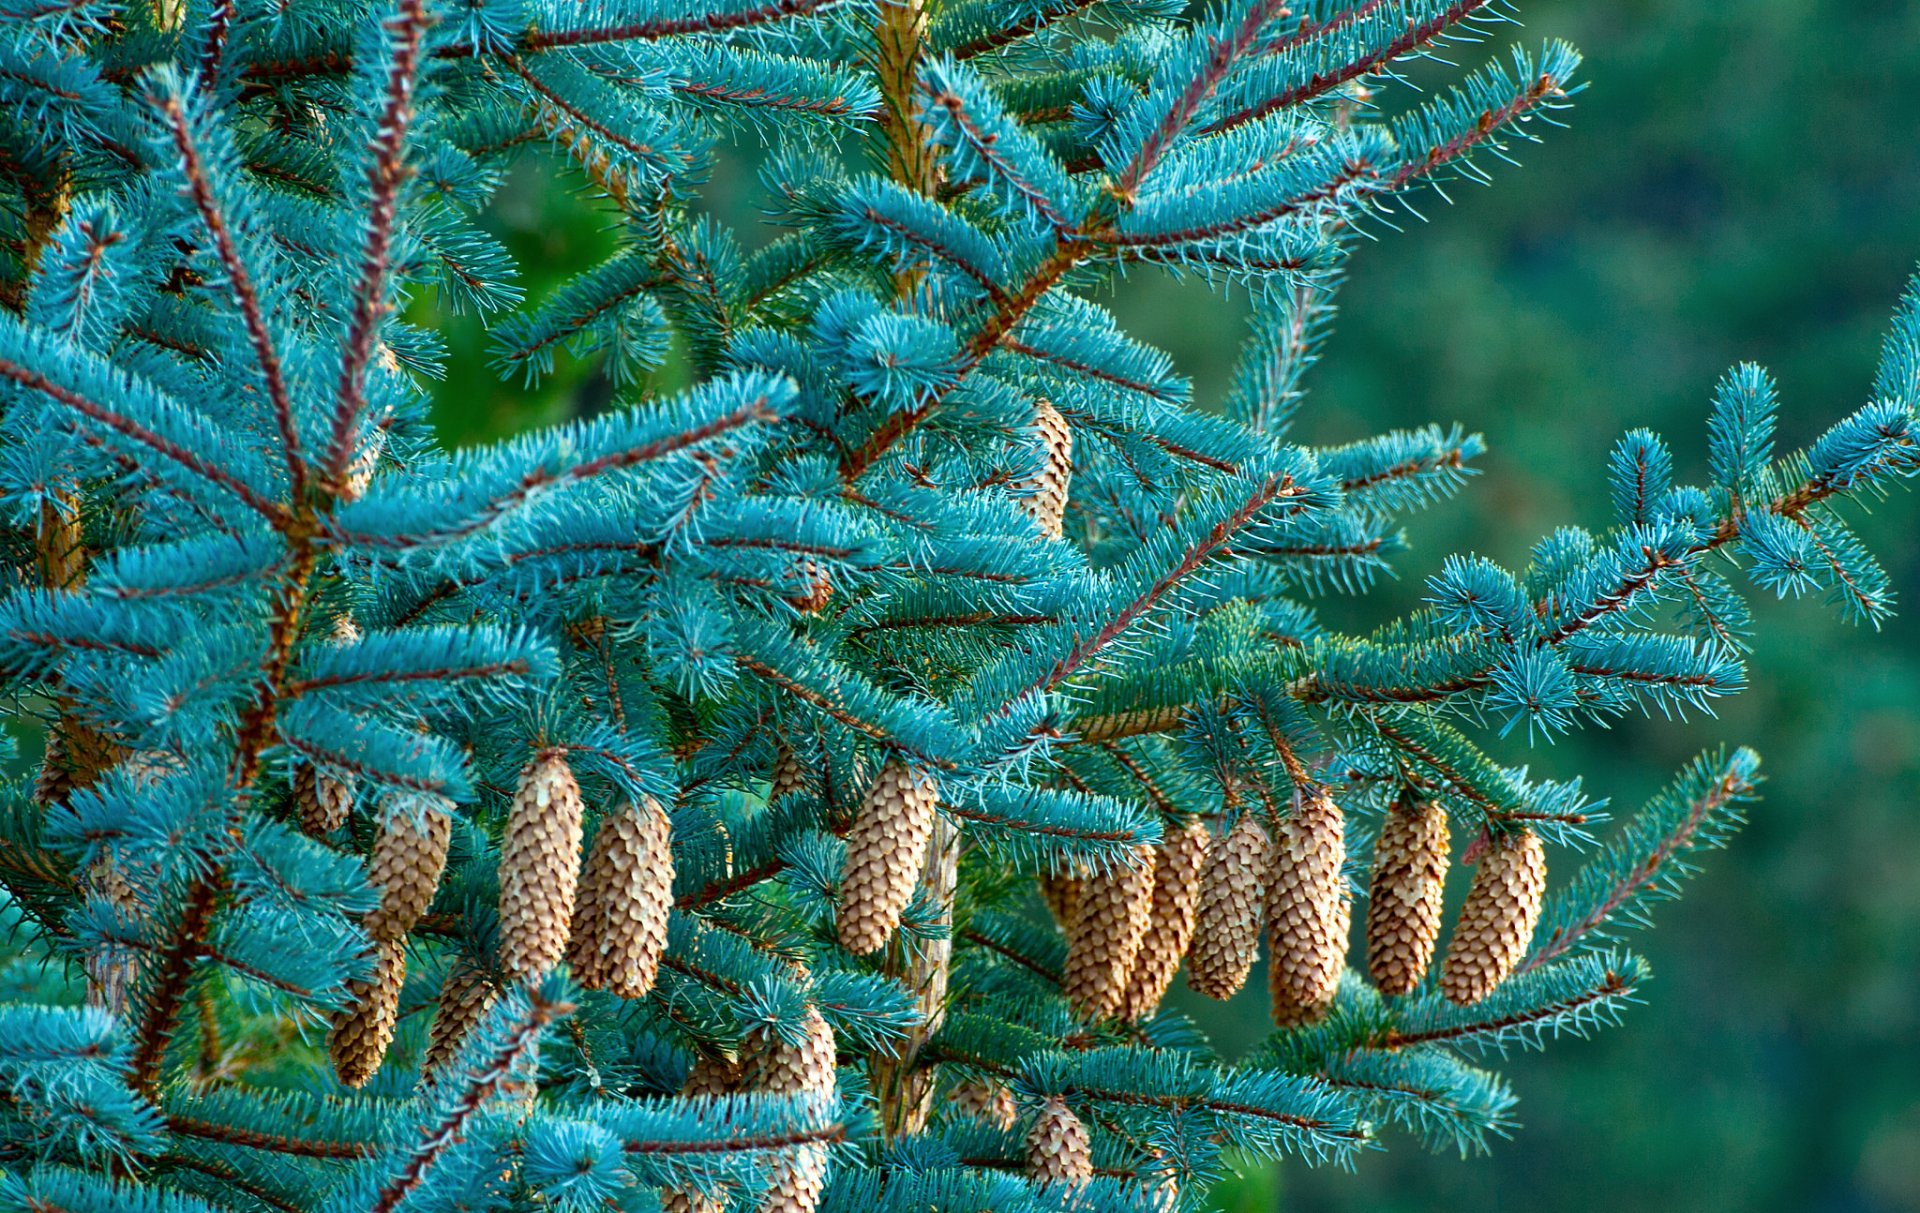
[
  {"xmin": 325, "ymin": 749, "xmax": 675, "ymax": 1088},
  {"xmin": 1045, "ymin": 784, "xmax": 1548, "ymax": 1031}
]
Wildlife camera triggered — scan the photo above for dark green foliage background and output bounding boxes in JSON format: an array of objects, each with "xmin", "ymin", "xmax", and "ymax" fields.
[{"xmin": 413, "ymin": 2, "xmax": 1920, "ymax": 1208}]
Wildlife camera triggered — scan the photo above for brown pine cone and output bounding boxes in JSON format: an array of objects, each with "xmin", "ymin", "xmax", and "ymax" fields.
[
  {"xmin": 1119, "ymin": 819, "xmax": 1211, "ymax": 1021},
  {"xmin": 568, "ymin": 797, "xmax": 675, "ymax": 998},
  {"xmin": 952, "ymin": 1080, "xmax": 1018, "ymax": 1129},
  {"xmin": 1063, "ymin": 843, "xmax": 1156, "ymax": 1021},
  {"xmin": 1366, "ymin": 796, "xmax": 1451, "ymax": 996},
  {"xmin": 1186, "ymin": 813, "xmax": 1272, "ymax": 1000},
  {"xmin": 362, "ymin": 797, "xmax": 453, "ymax": 943},
  {"xmin": 1439, "ymin": 826, "xmax": 1546, "ymax": 1006},
  {"xmin": 1267, "ymin": 787, "xmax": 1349, "ymax": 1027},
  {"xmin": 769, "ymin": 743, "xmax": 809, "ymax": 804},
  {"xmin": 330, "ymin": 938, "xmax": 406, "ymax": 1088},
  {"xmin": 498, "ymin": 749, "xmax": 586, "ymax": 982},
  {"xmin": 1038, "ymin": 866, "xmax": 1082, "ymax": 931},
  {"xmin": 1014, "ymin": 400, "xmax": 1073, "ymax": 538},
  {"xmin": 788, "ymin": 558, "xmax": 834, "ymax": 613},
  {"xmin": 1026, "ymin": 1095, "xmax": 1093, "ymax": 1187},
  {"xmin": 423, "ymin": 960, "xmax": 496, "ymax": 1076},
  {"xmin": 293, "ymin": 763, "xmax": 356, "ymax": 836},
  {"xmin": 744, "ymin": 1009, "xmax": 836, "ymax": 1213},
  {"xmin": 661, "ymin": 1055, "xmax": 742, "ymax": 1213},
  {"xmin": 836, "ymin": 759, "xmax": 939, "ymax": 955}
]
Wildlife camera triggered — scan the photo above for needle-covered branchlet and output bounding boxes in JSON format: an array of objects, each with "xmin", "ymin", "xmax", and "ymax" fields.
[
  {"xmin": 1440, "ymin": 826, "xmax": 1547, "ymax": 1006},
  {"xmin": 1366, "ymin": 794, "xmax": 1452, "ymax": 996},
  {"xmin": 1187, "ymin": 811, "xmax": 1272, "ymax": 1000},
  {"xmin": 568, "ymin": 796, "xmax": 675, "ymax": 998},
  {"xmin": 498, "ymin": 749, "xmax": 585, "ymax": 982},
  {"xmin": 1267, "ymin": 786, "xmax": 1349, "ymax": 1026},
  {"xmin": 837, "ymin": 758, "xmax": 939, "ymax": 954},
  {"xmin": 1120, "ymin": 818, "xmax": 1211, "ymax": 1021},
  {"xmin": 330, "ymin": 938, "xmax": 406, "ymax": 1088},
  {"xmin": 362, "ymin": 796, "xmax": 452, "ymax": 943}
]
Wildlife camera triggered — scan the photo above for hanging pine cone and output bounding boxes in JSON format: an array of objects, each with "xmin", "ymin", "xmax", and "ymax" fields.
[
  {"xmin": 1025, "ymin": 1095, "xmax": 1093, "ymax": 1187},
  {"xmin": 330, "ymin": 938, "xmax": 406, "ymax": 1088},
  {"xmin": 1063, "ymin": 843, "xmax": 1156, "ymax": 1020},
  {"xmin": 568, "ymin": 797, "xmax": 675, "ymax": 998},
  {"xmin": 769, "ymin": 742, "xmax": 809, "ymax": 804},
  {"xmin": 423, "ymin": 959, "xmax": 496, "ymax": 1076},
  {"xmin": 836, "ymin": 758, "xmax": 939, "ymax": 955},
  {"xmin": 743, "ymin": 1009, "xmax": 836, "ymax": 1213},
  {"xmin": 787, "ymin": 558, "xmax": 834, "ymax": 613},
  {"xmin": 952, "ymin": 1080, "xmax": 1019, "ymax": 1129},
  {"xmin": 1366, "ymin": 795, "xmax": 1451, "ymax": 996},
  {"xmin": 1014, "ymin": 400, "xmax": 1073, "ymax": 538},
  {"xmin": 362, "ymin": 797, "xmax": 453, "ymax": 943},
  {"xmin": 1119, "ymin": 819, "xmax": 1211, "ymax": 1021},
  {"xmin": 1186, "ymin": 812, "xmax": 1272, "ymax": 1000},
  {"xmin": 1267, "ymin": 787, "xmax": 1349, "ymax": 1027},
  {"xmin": 1439, "ymin": 826, "xmax": 1546, "ymax": 1006},
  {"xmin": 498, "ymin": 748, "xmax": 586, "ymax": 982},
  {"xmin": 1038, "ymin": 865, "xmax": 1082, "ymax": 931},
  {"xmin": 293, "ymin": 763, "xmax": 356, "ymax": 836},
  {"xmin": 662, "ymin": 1055, "xmax": 743, "ymax": 1213}
]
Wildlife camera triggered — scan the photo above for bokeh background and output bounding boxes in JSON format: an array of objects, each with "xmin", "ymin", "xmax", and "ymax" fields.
[{"xmin": 414, "ymin": 2, "xmax": 1920, "ymax": 1208}]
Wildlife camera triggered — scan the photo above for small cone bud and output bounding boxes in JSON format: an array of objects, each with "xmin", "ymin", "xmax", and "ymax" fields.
[
  {"xmin": 1026, "ymin": 1095, "xmax": 1093, "ymax": 1187},
  {"xmin": 362, "ymin": 798, "xmax": 453, "ymax": 943},
  {"xmin": 1038, "ymin": 865, "xmax": 1083, "ymax": 931},
  {"xmin": 743, "ymin": 1009, "xmax": 836, "ymax": 1213},
  {"xmin": 1366, "ymin": 796, "xmax": 1451, "ymax": 996},
  {"xmin": 330, "ymin": 938, "xmax": 406, "ymax": 1088},
  {"xmin": 568, "ymin": 797, "xmax": 675, "ymax": 998},
  {"xmin": 1186, "ymin": 813, "xmax": 1272, "ymax": 1000},
  {"xmin": 498, "ymin": 749, "xmax": 586, "ymax": 982},
  {"xmin": 952, "ymin": 1080, "xmax": 1019, "ymax": 1129},
  {"xmin": 836, "ymin": 759, "xmax": 939, "ymax": 954},
  {"xmin": 1440, "ymin": 826, "xmax": 1546, "ymax": 1006},
  {"xmin": 1063, "ymin": 843, "xmax": 1155, "ymax": 1020},
  {"xmin": 424, "ymin": 960, "xmax": 496, "ymax": 1076},
  {"xmin": 1014, "ymin": 401, "xmax": 1073, "ymax": 538},
  {"xmin": 1267, "ymin": 788, "xmax": 1349, "ymax": 1027},
  {"xmin": 1119, "ymin": 820, "xmax": 1211, "ymax": 1021}
]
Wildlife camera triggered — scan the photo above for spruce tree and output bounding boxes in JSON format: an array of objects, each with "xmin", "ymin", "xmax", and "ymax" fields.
[{"xmin": 0, "ymin": 0, "xmax": 1916, "ymax": 1209}]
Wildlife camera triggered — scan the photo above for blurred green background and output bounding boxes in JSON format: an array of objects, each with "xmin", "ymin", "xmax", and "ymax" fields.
[{"xmin": 417, "ymin": 2, "xmax": 1920, "ymax": 1209}]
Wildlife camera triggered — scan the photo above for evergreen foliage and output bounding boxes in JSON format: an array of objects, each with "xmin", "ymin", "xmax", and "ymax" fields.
[{"xmin": 0, "ymin": 0, "xmax": 1914, "ymax": 1207}]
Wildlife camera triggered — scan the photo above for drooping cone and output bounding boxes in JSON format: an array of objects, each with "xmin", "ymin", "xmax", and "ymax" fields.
[
  {"xmin": 1186, "ymin": 813, "xmax": 1272, "ymax": 1000},
  {"xmin": 362, "ymin": 797, "xmax": 453, "ymax": 943},
  {"xmin": 663, "ymin": 1056, "xmax": 743, "ymax": 1213},
  {"xmin": 769, "ymin": 743, "xmax": 809, "ymax": 804},
  {"xmin": 1063, "ymin": 843, "xmax": 1155, "ymax": 1020},
  {"xmin": 293, "ymin": 763, "xmax": 356, "ymax": 836},
  {"xmin": 1267, "ymin": 787, "xmax": 1349, "ymax": 1027},
  {"xmin": 1014, "ymin": 400, "xmax": 1073, "ymax": 538},
  {"xmin": 330, "ymin": 938, "xmax": 406, "ymax": 1088},
  {"xmin": 498, "ymin": 749, "xmax": 586, "ymax": 982},
  {"xmin": 1119, "ymin": 820, "xmax": 1211, "ymax": 1021},
  {"xmin": 836, "ymin": 758, "xmax": 939, "ymax": 955},
  {"xmin": 423, "ymin": 959, "xmax": 496, "ymax": 1076},
  {"xmin": 787, "ymin": 558, "xmax": 834, "ymax": 613},
  {"xmin": 1439, "ymin": 826, "xmax": 1546, "ymax": 1006},
  {"xmin": 1038, "ymin": 866, "xmax": 1082, "ymax": 931},
  {"xmin": 1366, "ymin": 796, "xmax": 1452, "ymax": 996},
  {"xmin": 743, "ymin": 1009, "xmax": 837, "ymax": 1213},
  {"xmin": 1026, "ymin": 1095, "xmax": 1093, "ymax": 1187},
  {"xmin": 952, "ymin": 1080, "xmax": 1019, "ymax": 1129},
  {"xmin": 567, "ymin": 797, "xmax": 675, "ymax": 998}
]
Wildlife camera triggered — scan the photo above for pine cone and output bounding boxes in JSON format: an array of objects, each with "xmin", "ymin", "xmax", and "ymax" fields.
[
  {"xmin": 1267, "ymin": 788, "xmax": 1349, "ymax": 1027},
  {"xmin": 836, "ymin": 759, "xmax": 939, "ymax": 954},
  {"xmin": 662, "ymin": 1055, "xmax": 743, "ymax": 1213},
  {"xmin": 423, "ymin": 960, "xmax": 496, "ymax": 1076},
  {"xmin": 769, "ymin": 743, "xmax": 809, "ymax": 804},
  {"xmin": 952, "ymin": 1080, "xmax": 1018, "ymax": 1129},
  {"xmin": 744, "ymin": 1009, "xmax": 836, "ymax": 1213},
  {"xmin": 362, "ymin": 798, "xmax": 453, "ymax": 943},
  {"xmin": 1186, "ymin": 813, "xmax": 1272, "ymax": 1000},
  {"xmin": 1119, "ymin": 819, "xmax": 1211, "ymax": 1021},
  {"xmin": 787, "ymin": 558, "xmax": 834, "ymax": 613},
  {"xmin": 330, "ymin": 938, "xmax": 406, "ymax": 1089},
  {"xmin": 1014, "ymin": 400, "xmax": 1073, "ymax": 538},
  {"xmin": 1366, "ymin": 796, "xmax": 1451, "ymax": 996},
  {"xmin": 1038, "ymin": 866, "xmax": 1082, "ymax": 931},
  {"xmin": 498, "ymin": 749, "xmax": 586, "ymax": 982},
  {"xmin": 1063, "ymin": 843, "xmax": 1156, "ymax": 1020},
  {"xmin": 293, "ymin": 763, "xmax": 356, "ymax": 836},
  {"xmin": 568, "ymin": 797, "xmax": 675, "ymax": 998},
  {"xmin": 1439, "ymin": 826, "xmax": 1546, "ymax": 1006},
  {"xmin": 1026, "ymin": 1095, "xmax": 1093, "ymax": 1187}
]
